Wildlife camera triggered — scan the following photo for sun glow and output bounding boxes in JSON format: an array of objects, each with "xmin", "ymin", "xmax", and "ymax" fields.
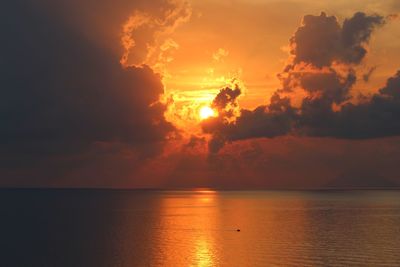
[{"xmin": 199, "ymin": 106, "xmax": 216, "ymax": 120}]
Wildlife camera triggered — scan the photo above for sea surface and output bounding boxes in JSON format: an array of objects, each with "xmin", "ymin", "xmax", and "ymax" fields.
[{"xmin": 1, "ymin": 189, "xmax": 400, "ymax": 266}]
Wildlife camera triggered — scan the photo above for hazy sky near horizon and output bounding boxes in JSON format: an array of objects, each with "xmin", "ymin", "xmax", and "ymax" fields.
[{"xmin": 1, "ymin": 0, "xmax": 400, "ymax": 188}]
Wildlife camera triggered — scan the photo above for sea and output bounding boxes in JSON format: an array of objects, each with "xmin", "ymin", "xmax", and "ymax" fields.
[{"xmin": 1, "ymin": 189, "xmax": 400, "ymax": 266}]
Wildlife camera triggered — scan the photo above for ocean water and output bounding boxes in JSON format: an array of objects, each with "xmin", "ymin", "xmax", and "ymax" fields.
[{"xmin": 1, "ymin": 189, "xmax": 400, "ymax": 266}]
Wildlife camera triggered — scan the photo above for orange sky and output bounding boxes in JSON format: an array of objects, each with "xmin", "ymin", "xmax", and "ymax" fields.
[{"xmin": 116, "ymin": 0, "xmax": 400, "ymax": 136}]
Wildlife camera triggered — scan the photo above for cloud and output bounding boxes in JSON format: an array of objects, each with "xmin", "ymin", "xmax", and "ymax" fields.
[
  {"xmin": 203, "ymin": 12, "xmax": 399, "ymax": 153},
  {"xmin": 148, "ymin": 137, "xmax": 400, "ymax": 189},
  {"xmin": 0, "ymin": 1, "xmax": 175, "ymax": 183},
  {"xmin": 120, "ymin": 0, "xmax": 192, "ymax": 71},
  {"xmin": 212, "ymin": 48, "xmax": 229, "ymax": 62},
  {"xmin": 1, "ymin": 3, "xmax": 399, "ymax": 189},
  {"xmin": 289, "ymin": 12, "xmax": 385, "ymax": 68},
  {"xmin": 211, "ymin": 85, "xmax": 241, "ymax": 112},
  {"xmin": 297, "ymin": 72, "xmax": 400, "ymax": 139},
  {"xmin": 362, "ymin": 66, "xmax": 377, "ymax": 82}
]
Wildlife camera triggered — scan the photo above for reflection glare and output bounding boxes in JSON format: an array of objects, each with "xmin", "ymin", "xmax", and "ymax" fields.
[
  {"xmin": 194, "ymin": 239, "xmax": 213, "ymax": 267},
  {"xmin": 131, "ymin": 191, "xmax": 400, "ymax": 266},
  {"xmin": 153, "ymin": 190, "xmax": 218, "ymax": 267}
]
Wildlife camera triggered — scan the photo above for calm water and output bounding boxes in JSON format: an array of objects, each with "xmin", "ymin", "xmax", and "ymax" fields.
[{"xmin": 1, "ymin": 189, "xmax": 400, "ymax": 266}]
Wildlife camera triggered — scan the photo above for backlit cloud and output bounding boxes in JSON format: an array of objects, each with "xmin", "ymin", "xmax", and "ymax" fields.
[
  {"xmin": 203, "ymin": 12, "xmax": 400, "ymax": 153},
  {"xmin": 120, "ymin": 0, "xmax": 192, "ymax": 73}
]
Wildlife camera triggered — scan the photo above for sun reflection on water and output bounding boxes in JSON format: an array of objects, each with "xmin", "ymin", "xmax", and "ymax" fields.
[
  {"xmin": 193, "ymin": 238, "xmax": 214, "ymax": 267},
  {"xmin": 154, "ymin": 190, "xmax": 218, "ymax": 267},
  {"xmin": 115, "ymin": 191, "xmax": 400, "ymax": 266}
]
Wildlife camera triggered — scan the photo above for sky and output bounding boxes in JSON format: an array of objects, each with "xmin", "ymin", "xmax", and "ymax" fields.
[{"xmin": 1, "ymin": 0, "xmax": 400, "ymax": 188}]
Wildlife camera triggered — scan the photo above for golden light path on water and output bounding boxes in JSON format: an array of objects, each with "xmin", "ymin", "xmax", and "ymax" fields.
[
  {"xmin": 155, "ymin": 189, "xmax": 218, "ymax": 266},
  {"xmin": 112, "ymin": 190, "xmax": 400, "ymax": 266}
]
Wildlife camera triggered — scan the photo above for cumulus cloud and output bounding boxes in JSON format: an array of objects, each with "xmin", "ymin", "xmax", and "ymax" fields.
[
  {"xmin": 0, "ymin": 1, "xmax": 176, "ymax": 183},
  {"xmin": 120, "ymin": 0, "xmax": 191, "ymax": 71},
  {"xmin": 288, "ymin": 12, "xmax": 385, "ymax": 68},
  {"xmin": 203, "ymin": 12, "xmax": 400, "ymax": 153},
  {"xmin": 212, "ymin": 85, "xmax": 241, "ymax": 113}
]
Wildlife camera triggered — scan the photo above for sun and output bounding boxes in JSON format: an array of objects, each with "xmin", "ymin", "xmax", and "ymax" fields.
[{"xmin": 199, "ymin": 106, "xmax": 216, "ymax": 120}]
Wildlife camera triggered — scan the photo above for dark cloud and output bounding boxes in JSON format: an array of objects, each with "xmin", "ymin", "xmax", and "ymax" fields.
[
  {"xmin": 299, "ymin": 70, "xmax": 400, "ymax": 139},
  {"xmin": 182, "ymin": 135, "xmax": 206, "ymax": 151},
  {"xmin": 289, "ymin": 12, "xmax": 384, "ymax": 68},
  {"xmin": 289, "ymin": 12, "xmax": 341, "ymax": 68},
  {"xmin": 204, "ymin": 71, "xmax": 400, "ymax": 152},
  {"xmin": 341, "ymin": 12, "xmax": 385, "ymax": 63},
  {"xmin": 299, "ymin": 69, "xmax": 356, "ymax": 103},
  {"xmin": 203, "ymin": 12, "xmax": 399, "ymax": 153},
  {"xmin": 0, "ymin": 1, "xmax": 174, "ymax": 183},
  {"xmin": 380, "ymin": 70, "xmax": 400, "ymax": 98},
  {"xmin": 158, "ymin": 137, "xmax": 400, "ymax": 189},
  {"xmin": 203, "ymin": 92, "xmax": 296, "ymax": 153},
  {"xmin": 212, "ymin": 85, "xmax": 241, "ymax": 111},
  {"xmin": 362, "ymin": 66, "xmax": 377, "ymax": 82}
]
